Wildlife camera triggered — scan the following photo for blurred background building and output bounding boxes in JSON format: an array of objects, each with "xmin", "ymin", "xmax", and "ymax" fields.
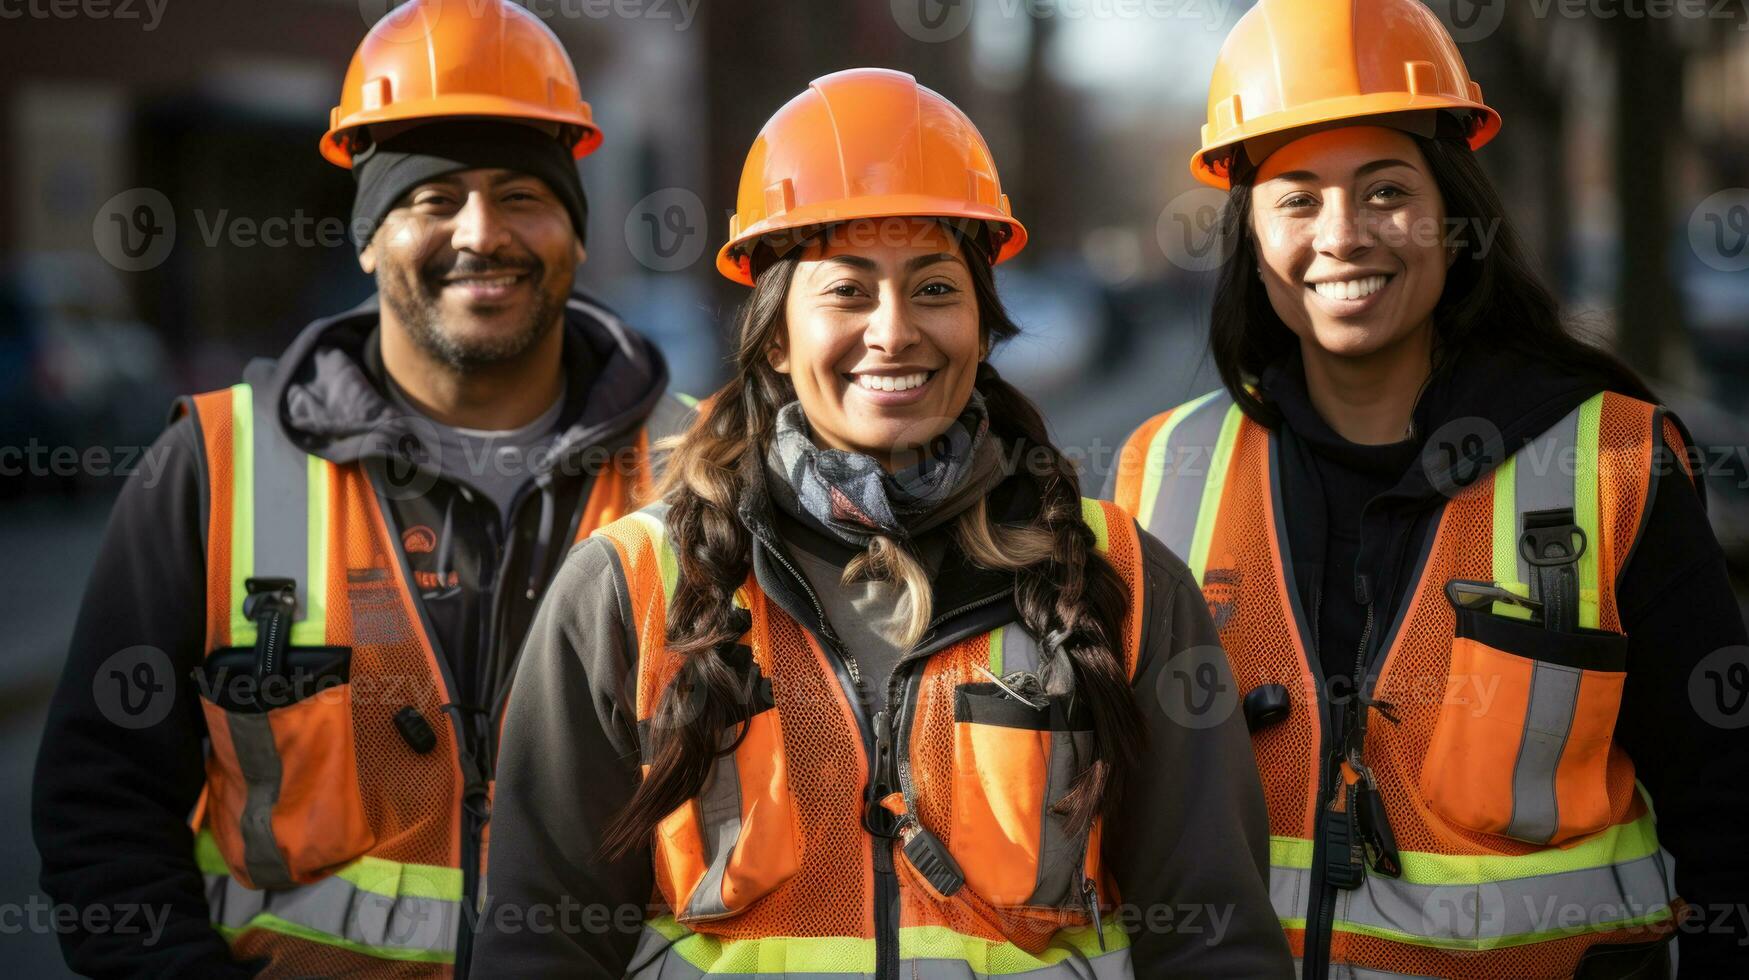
[{"xmin": 2, "ymin": 1, "xmax": 1747, "ymax": 971}]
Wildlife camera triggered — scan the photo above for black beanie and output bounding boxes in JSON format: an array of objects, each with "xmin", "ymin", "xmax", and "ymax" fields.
[{"xmin": 349, "ymin": 120, "xmax": 588, "ymax": 253}]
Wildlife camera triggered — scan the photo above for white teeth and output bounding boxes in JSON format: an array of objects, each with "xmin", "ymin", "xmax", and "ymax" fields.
[
  {"xmin": 1313, "ymin": 275, "xmax": 1388, "ymax": 301},
  {"xmin": 856, "ymin": 372, "xmax": 929, "ymax": 393}
]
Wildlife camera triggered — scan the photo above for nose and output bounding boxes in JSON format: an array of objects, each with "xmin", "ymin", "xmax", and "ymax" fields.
[
  {"xmin": 1312, "ymin": 190, "xmax": 1374, "ymax": 262},
  {"xmin": 861, "ymin": 284, "xmax": 922, "ymax": 356},
  {"xmin": 449, "ymin": 192, "xmax": 512, "ymax": 256}
]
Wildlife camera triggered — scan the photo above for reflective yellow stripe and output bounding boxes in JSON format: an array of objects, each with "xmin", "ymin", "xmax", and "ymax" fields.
[
  {"xmin": 1185, "ymin": 403, "xmax": 1243, "ymax": 586},
  {"xmin": 1574, "ymin": 393, "xmax": 1603, "ymax": 630},
  {"xmin": 988, "ymin": 625, "xmax": 1006, "ymax": 676},
  {"xmin": 230, "ymin": 383, "xmax": 254, "ymax": 644},
  {"xmin": 641, "ymin": 916, "xmax": 1128, "ymax": 974},
  {"xmin": 296, "ymin": 458, "xmax": 330, "ymax": 646},
  {"xmin": 195, "ymin": 828, "xmax": 462, "ymax": 901},
  {"xmin": 1271, "ymin": 809, "xmax": 1663, "ymax": 885},
  {"xmin": 1079, "ymin": 497, "xmax": 1110, "ymax": 553}
]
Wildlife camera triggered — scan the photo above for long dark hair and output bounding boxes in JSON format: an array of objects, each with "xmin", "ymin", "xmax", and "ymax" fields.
[
  {"xmin": 598, "ymin": 226, "xmax": 1144, "ymax": 860},
  {"xmin": 1210, "ymin": 132, "xmax": 1657, "ymax": 426}
]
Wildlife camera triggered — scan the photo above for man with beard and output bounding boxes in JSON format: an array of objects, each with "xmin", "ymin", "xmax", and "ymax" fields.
[{"xmin": 31, "ymin": 2, "xmax": 694, "ymax": 976}]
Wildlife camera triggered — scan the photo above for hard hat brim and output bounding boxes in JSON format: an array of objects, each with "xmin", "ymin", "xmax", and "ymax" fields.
[
  {"xmin": 1190, "ymin": 93, "xmax": 1502, "ymax": 189},
  {"xmin": 715, "ymin": 198, "xmax": 1028, "ymax": 286},
  {"xmin": 321, "ymin": 94, "xmax": 602, "ymax": 169}
]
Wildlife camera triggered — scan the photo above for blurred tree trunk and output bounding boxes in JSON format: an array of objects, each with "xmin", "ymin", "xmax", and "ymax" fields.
[{"xmin": 1610, "ymin": 20, "xmax": 1684, "ymax": 378}]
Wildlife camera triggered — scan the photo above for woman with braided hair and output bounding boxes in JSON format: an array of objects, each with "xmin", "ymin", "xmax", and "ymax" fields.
[{"xmin": 473, "ymin": 69, "xmax": 1290, "ymax": 979}]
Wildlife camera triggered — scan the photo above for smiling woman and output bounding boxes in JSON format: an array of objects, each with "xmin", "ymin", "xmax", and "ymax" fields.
[
  {"xmin": 473, "ymin": 67, "xmax": 1294, "ymax": 980},
  {"xmin": 1111, "ymin": 2, "xmax": 1747, "ymax": 978}
]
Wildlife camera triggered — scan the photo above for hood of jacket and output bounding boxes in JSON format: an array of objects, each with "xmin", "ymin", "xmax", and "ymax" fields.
[
  {"xmin": 1260, "ymin": 338, "xmax": 1615, "ymax": 516},
  {"xmin": 265, "ymin": 291, "xmax": 670, "ymax": 479}
]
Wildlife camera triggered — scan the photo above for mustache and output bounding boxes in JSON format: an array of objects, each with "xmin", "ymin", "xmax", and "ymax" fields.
[{"xmin": 422, "ymin": 254, "xmax": 542, "ymax": 282}]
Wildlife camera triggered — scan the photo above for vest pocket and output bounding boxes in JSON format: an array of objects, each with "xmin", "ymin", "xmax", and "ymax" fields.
[
  {"xmin": 948, "ymin": 683, "xmax": 1095, "ymax": 911},
  {"xmin": 655, "ymin": 702, "xmax": 803, "ymax": 923},
  {"xmin": 196, "ymin": 648, "xmax": 375, "ymax": 890},
  {"xmin": 1420, "ymin": 607, "xmax": 1628, "ymax": 846}
]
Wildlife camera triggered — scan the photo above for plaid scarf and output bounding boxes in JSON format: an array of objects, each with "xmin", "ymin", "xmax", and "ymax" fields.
[{"xmin": 765, "ymin": 392, "xmax": 997, "ymax": 549}]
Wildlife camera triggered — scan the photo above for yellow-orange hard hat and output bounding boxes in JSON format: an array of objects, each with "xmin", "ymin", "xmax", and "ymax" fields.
[
  {"xmin": 717, "ymin": 68, "xmax": 1027, "ymax": 286},
  {"xmin": 321, "ymin": 0, "xmax": 602, "ymax": 168},
  {"xmin": 1192, "ymin": 0, "xmax": 1501, "ymax": 189}
]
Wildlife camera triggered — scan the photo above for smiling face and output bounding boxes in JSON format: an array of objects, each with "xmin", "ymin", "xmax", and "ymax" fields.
[
  {"xmin": 1249, "ymin": 126, "xmax": 1453, "ymax": 362},
  {"xmin": 769, "ymin": 219, "xmax": 983, "ymax": 469},
  {"xmin": 361, "ymin": 167, "xmax": 583, "ymax": 370}
]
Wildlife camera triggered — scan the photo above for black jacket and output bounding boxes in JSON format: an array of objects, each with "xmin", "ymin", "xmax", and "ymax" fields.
[
  {"xmin": 31, "ymin": 293, "xmax": 691, "ymax": 978},
  {"xmin": 1261, "ymin": 342, "xmax": 1749, "ymax": 977}
]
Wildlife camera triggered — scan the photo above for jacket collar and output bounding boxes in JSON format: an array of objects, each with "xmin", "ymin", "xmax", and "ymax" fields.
[{"xmin": 266, "ymin": 291, "xmax": 669, "ymax": 479}]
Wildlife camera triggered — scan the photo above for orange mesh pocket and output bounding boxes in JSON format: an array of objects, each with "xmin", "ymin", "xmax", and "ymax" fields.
[
  {"xmin": 948, "ymin": 684, "xmax": 1093, "ymax": 911},
  {"xmin": 200, "ymin": 681, "xmax": 375, "ymax": 889},
  {"xmin": 653, "ymin": 706, "xmax": 803, "ymax": 923},
  {"xmin": 1420, "ymin": 608, "xmax": 1627, "ymax": 846}
]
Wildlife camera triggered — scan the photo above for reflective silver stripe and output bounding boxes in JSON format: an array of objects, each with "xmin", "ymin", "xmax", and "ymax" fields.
[
  {"xmin": 1025, "ymin": 730, "xmax": 1094, "ymax": 908},
  {"xmin": 1512, "ymin": 405, "xmax": 1580, "ymax": 601},
  {"xmin": 242, "ymin": 358, "xmax": 311, "ymax": 623},
  {"xmin": 1001, "ymin": 624, "xmax": 1045, "ymax": 675},
  {"xmin": 683, "ymin": 726, "xmax": 748, "ymax": 920},
  {"xmin": 1506, "ymin": 662, "xmax": 1583, "ymax": 844},
  {"xmin": 225, "ymin": 712, "xmax": 296, "ymax": 890},
  {"xmin": 1271, "ymin": 853, "xmax": 1674, "ymax": 946},
  {"xmin": 205, "ymin": 871, "xmax": 458, "ymax": 956},
  {"xmin": 1145, "ymin": 391, "xmax": 1233, "ymax": 558},
  {"xmin": 1270, "ymin": 861, "xmax": 1309, "ymax": 924}
]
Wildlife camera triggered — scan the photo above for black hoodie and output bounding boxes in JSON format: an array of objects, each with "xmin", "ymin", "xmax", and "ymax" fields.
[
  {"xmin": 1261, "ymin": 342, "xmax": 1749, "ymax": 976},
  {"xmin": 31, "ymin": 293, "xmax": 692, "ymax": 979}
]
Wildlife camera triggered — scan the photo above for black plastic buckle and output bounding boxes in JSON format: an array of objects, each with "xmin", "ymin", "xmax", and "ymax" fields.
[{"xmin": 1519, "ymin": 509, "xmax": 1586, "ymax": 633}]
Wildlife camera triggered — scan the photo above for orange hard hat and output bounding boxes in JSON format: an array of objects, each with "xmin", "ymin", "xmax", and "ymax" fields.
[
  {"xmin": 1191, "ymin": 0, "xmax": 1501, "ymax": 189},
  {"xmin": 320, "ymin": 0, "xmax": 602, "ymax": 168},
  {"xmin": 716, "ymin": 68, "xmax": 1027, "ymax": 286}
]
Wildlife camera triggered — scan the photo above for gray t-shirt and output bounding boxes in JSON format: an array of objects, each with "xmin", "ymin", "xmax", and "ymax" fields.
[
  {"xmin": 387, "ymin": 377, "xmax": 566, "ymax": 528},
  {"xmin": 786, "ymin": 535, "xmax": 948, "ymax": 718}
]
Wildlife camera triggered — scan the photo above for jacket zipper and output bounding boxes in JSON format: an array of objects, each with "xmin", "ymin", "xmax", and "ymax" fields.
[{"xmin": 747, "ymin": 526, "xmax": 898, "ymax": 975}]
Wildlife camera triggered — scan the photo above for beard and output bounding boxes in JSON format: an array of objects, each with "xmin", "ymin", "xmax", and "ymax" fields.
[{"xmin": 378, "ymin": 251, "xmax": 568, "ymax": 371}]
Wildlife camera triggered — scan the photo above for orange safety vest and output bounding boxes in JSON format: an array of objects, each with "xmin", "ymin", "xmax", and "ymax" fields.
[
  {"xmin": 1113, "ymin": 388, "xmax": 1681, "ymax": 979},
  {"xmin": 592, "ymin": 498, "xmax": 1144, "ymax": 977},
  {"xmin": 181, "ymin": 360, "xmax": 677, "ymax": 976}
]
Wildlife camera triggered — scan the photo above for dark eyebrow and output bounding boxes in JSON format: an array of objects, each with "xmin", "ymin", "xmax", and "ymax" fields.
[
  {"xmin": 822, "ymin": 254, "xmax": 879, "ymax": 272},
  {"xmin": 906, "ymin": 252, "xmax": 961, "ymax": 273},
  {"xmin": 1266, "ymin": 158, "xmax": 1418, "ymax": 184}
]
